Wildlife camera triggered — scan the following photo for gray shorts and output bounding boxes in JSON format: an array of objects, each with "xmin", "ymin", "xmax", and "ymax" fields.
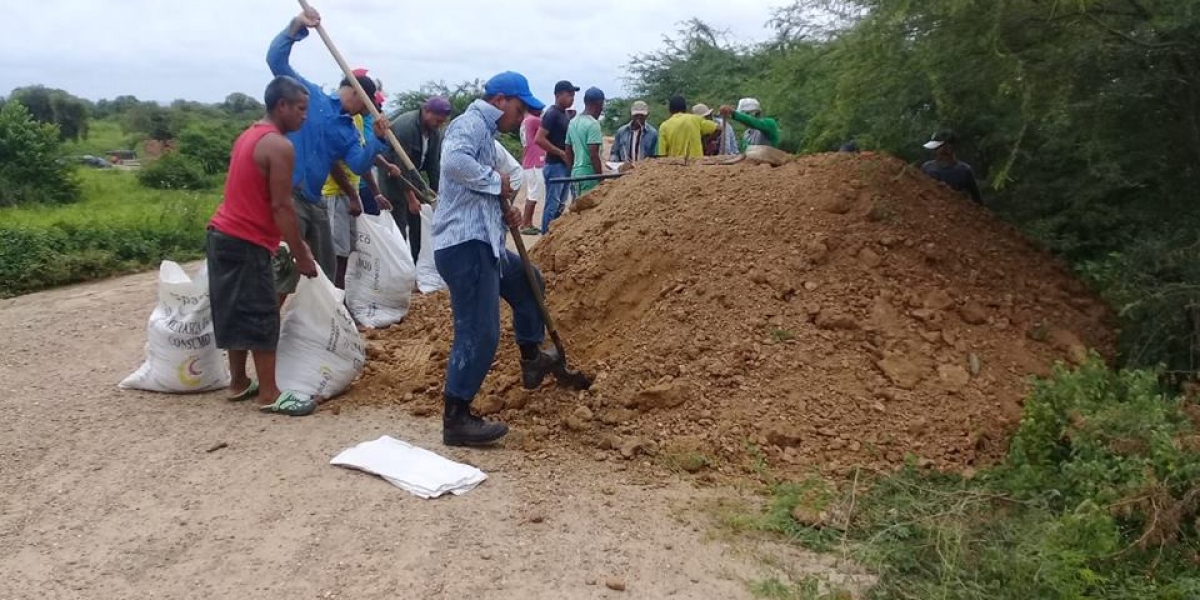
[
  {"xmin": 324, "ymin": 194, "xmax": 357, "ymax": 259},
  {"xmin": 293, "ymin": 192, "xmax": 335, "ymax": 278}
]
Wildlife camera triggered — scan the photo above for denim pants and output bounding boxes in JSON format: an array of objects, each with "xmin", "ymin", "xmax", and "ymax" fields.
[
  {"xmin": 541, "ymin": 161, "xmax": 571, "ymax": 234},
  {"xmin": 435, "ymin": 240, "xmax": 546, "ymax": 403}
]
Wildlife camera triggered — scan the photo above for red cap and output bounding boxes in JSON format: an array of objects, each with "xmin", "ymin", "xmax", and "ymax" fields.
[{"xmin": 351, "ymin": 68, "xmax": 369, "ymax": 78}]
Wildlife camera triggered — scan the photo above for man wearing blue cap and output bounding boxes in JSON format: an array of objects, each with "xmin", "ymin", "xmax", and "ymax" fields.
[
  {"xmin": 433, "ymin": 71, "xmax": 560, "ymax": 446},
  {"xmin": 565, "ymin": 87, "xmax": 606, "ymax": 196}
]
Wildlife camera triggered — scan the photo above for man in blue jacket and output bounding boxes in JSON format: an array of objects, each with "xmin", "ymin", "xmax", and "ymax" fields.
[{"xmin": 266, "ymin": 5, "xmax": 390, "ymax": 278}]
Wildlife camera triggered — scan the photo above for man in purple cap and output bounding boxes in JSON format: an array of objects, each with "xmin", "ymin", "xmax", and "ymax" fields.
[
  {"xmin": 433, "ymin": 71, "xmax": 560, "ymax": 447},
  {"xmin": 381, "ymin": 96, "xmax": 453, "ymax": 262}
]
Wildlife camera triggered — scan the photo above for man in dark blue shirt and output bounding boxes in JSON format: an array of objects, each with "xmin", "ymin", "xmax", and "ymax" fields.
[
  {"xmin": 535, "ymin": 80, "xmax": 578, "ymax": 234},
  {"xmin": 921, "ymin": 130, "xmax": 983, "ymax": 204}
]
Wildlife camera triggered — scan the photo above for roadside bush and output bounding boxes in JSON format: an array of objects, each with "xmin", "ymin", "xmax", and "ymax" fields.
[
  {"xmin": 0, "ymin": 101, "xmax": 80, "ymax": 206},
  {"xmin": 137, "ymin": 153, "xmax": 213, "ymax": 190},
  {"xmin": 748, "ymin": 359, "xmax": 1200, "ymax": 599},
  {"xmin": 177, "ymin": 123, "xmax": 241, "ymax": 175},
  {"xmin": 0, "ymin": 169, "xmax": 217, "ymax": 297},
  {"xmin": 0, "ymin": 213, "xmax": 207, "ymax": 297}
]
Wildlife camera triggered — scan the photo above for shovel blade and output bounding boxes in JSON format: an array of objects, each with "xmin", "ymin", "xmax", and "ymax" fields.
[{"xmin": 553, "ymin": 364, "xmax": 593, "ymax": 390}]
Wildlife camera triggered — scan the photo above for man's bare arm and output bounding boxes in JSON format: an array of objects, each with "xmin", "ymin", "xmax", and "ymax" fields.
[
  {"xmin": 588, "ymin": 144, "xmax": 602, "ymax": 175},
  {"xmin": 258, "ymin": 134, "xmax": 316, "ymax": 277},
  {"xmin": 328, "ymin": 163, "xmax": 362, "ymax": 216},
  {"xmin": 535, "ymin": 127, "xmax": 569, "ymax": 162}
]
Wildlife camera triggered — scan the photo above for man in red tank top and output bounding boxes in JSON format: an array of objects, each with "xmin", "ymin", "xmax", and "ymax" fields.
[{"xmin": 207, "ymin": 75, "xmax": 320, "ymax": 417}]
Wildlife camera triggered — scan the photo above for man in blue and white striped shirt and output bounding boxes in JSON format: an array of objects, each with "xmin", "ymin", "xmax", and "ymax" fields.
[{"xmin": 434, "ymin": 71, "xmax": 557, "ymax": 447}]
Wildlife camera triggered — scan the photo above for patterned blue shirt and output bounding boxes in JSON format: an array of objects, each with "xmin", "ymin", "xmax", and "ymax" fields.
[{"xmin": 434, "ymin": 100, "xmax": 505, "ymax": 258}]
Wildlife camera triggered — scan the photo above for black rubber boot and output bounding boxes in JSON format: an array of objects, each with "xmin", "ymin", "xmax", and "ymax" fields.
[
  {"xmin": 443, "ymin": 398, "xmax": 509, "ymax": 447},
  {"xmin": 521, "ymin": 348, "xmax": 561, "ymax": 390}
]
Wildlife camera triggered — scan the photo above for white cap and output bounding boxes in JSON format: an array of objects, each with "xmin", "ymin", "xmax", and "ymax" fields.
[
  {"xmin": 630, "ymin": 100, "xmax": 649, "ymax": 116},
  {"xmin": 737, "ymin": 98, "xmax": 760, "ymax": 113},
  {"xmin": 691, "ymin": 103, "xmax": 713, "ymax": 118}
]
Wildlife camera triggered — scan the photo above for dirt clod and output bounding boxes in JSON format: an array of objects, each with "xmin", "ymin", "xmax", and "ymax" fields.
[{"xmin": 605, "ymin": 577, "xmax": 627, "ymax": 592}]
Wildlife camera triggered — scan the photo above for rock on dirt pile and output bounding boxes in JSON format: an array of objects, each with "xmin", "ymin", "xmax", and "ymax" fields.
[{"xmin": 345, "ymin": 152, "xmax": 1113, "ymax": 476}]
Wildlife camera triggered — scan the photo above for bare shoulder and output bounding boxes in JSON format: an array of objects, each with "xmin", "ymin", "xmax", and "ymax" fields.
[{"xmin": 254, "ymin": 131, "xmax": 294, "ymax": 163}]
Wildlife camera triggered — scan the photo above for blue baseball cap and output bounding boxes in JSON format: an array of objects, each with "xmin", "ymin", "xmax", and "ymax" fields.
[
  {"xmin": 583, "ymin": 87, "xmax": 605, "ymax": 104},
  {"xmin": 484, "ymin": 72, "xmax": 545, "ymax": 112}
]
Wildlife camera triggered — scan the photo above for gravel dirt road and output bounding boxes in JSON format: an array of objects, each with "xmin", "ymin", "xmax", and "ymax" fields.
[{"xmin": 0, "ymin": 267, "xmax": 858, "ymax": 599}]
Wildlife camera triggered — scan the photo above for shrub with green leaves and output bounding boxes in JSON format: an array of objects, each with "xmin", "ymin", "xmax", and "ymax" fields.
[
  {"xmin": 177, "ymin": 123, "xmax": 241, "ymax": 175},
  {"xmin": 136, "ymin": 152, "xmax": 213, "ymax": 190},
  {"xmin": 0, "ymin": 169, "xmax": 217, "ymax": 297},
  {"xmin": 0, "ymin": 101, "xmax": 80, "ymax": 206},
  {"xmin": 741, "ymin": 359, "xmax": 1200, "ymax": 600}
]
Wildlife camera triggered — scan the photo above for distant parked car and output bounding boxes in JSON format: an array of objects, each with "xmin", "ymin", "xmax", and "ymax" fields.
[
  {"xmin": 77, "ymin": 155, "xmax": 113, "ymax": 169},
  {"xmin": 106, "ymin": 150, "xmax": 137, "ymax": 164}
]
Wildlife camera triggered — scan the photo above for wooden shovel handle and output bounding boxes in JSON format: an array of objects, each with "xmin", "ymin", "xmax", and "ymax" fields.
[{"xmin": 296, "ymin": 0, "xmax": 436, "ymax": 205}]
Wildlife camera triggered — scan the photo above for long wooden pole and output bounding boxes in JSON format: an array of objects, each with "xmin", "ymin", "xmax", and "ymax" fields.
[{"xmin": 296, "ymin": 0, "xmax": 436, "ymax": 204}]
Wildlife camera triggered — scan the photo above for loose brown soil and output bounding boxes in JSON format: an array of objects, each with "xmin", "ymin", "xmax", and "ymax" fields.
[{"xmin": 343, "ymin": 152, "xmax": 1113, "ymax": 477}]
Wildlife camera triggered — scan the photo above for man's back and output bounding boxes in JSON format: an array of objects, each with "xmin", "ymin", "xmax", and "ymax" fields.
[
  {"xmin": 921, "ymin": 159, "xmax": 982, "ymax": 203},
  {"xmin": 210, "ymin": 123, "xmax": 284, "ymax": 250},
  {"xmin": 658, "ymin": 113, "xmax": 715, "ymax": 158},
  {"xmin": 566, "ymin": 114, "xmax": 602, "ymax": 176}
]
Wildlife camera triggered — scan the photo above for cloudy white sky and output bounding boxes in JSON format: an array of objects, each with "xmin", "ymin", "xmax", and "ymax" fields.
[{"xmin": 3, "ymin": 0, "xmax": 785, "ymax": 107}]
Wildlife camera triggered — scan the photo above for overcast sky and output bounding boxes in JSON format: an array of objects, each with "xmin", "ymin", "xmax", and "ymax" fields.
[{"xmin": 3, "ymin": 0, "xmax": 784, "ymax": 108}]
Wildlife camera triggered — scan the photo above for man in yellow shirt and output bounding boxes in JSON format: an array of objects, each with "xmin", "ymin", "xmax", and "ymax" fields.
[
  {"xmin": 322, "ymin": 114, "xmax": 367, "ymax": 290},
  {"xmin": 657, "ymin": 95, "xmax": 718, "ymax": 158}
]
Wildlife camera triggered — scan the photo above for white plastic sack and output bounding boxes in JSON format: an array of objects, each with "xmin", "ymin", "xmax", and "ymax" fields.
[
  {"xmin": 275, "ymin": 269, "xmax": 365, "ymax": 400},
  {"xmin": 120, "ymin": 261, "xmax": 230, "ymax": 393},
  {"xmin": 346, "ymin": 210, "xmax": 417, "ymax": 328},
  {"xmin": 417, "ymin": 204, "xmax": 447, "ymax": 293}
]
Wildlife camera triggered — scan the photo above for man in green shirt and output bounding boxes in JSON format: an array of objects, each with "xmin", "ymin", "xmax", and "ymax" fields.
[
  {"xmin": 721, "ymin": 98, "xmax": 781, "ymax": 149},
  {"xmin": 565, "ymin": 87, "xmax": 605, "ymax": 195}
]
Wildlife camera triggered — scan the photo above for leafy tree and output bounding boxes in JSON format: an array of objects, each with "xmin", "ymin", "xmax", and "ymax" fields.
[
  {"xmin": 121, "ymin": 102, "xmax": 178, "ymax": 142},
  {"xmin": 9, "ymin": 85, "xmax": 90, "ymax": 142},
  {"xmin": 388, "ymin": 79, "xmax": 523, "ymax": 160},
  {"xmin": 177, "ymin": 123, "xmax": 242, "ymax": 175},
  {"xmin": 389, "ymin": 80, "xmax": 485, "ymax": 117},
  {"xmin": 220, "ymin": 92, "xmax": 263, "ymax": 118},
  {"xmin": 0, "ymin": 102, "xmax": 80, "ymax": 206},
  {"xmin": 624, "ymin": 1, "xmax": 1200, "ymax": 373},
  {"xmin": 93, "ymin": 95, "xmax": 141, "ymax": 119},
  {"xmin": 136, "ymin": 152, "xmax": 212, "ymax": 190}
]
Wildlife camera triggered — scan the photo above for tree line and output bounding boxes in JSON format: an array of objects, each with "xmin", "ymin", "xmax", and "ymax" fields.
[{"xmin": 621, "ymin": 0, "xmax": 1200, "ymax": 375}]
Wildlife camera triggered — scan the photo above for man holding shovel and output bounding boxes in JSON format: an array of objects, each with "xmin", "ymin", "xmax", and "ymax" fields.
[
  {"xmin": 433, "ymin": 72, "xmax": 565, "ymax": 447},
  {"xmin": 266, "ymin": 5, "xmax": 390, "ymax": 278}
]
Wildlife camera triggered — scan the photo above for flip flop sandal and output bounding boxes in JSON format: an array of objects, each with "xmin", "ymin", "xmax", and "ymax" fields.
[
  {"xmin": 520, "ymin": 227, "xmax": 541, "ymax": 236},
  {"xmin": 259, "ymin": 391, "xmax": 318, "ymax": 417},
  {"xmin": 227, "ymin": 380, "xmax": 259, "ymax": 402}
]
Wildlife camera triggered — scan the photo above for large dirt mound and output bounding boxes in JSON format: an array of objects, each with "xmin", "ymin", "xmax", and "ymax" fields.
[{"xmin": 344, "ymin": 152, "xmax": 1113, "ymax": 476}]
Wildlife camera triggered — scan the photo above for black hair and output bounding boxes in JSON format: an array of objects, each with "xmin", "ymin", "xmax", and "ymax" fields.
[
  {"xmin": 668, "ymin": 95, "xmax": 686, "ymax": 114},
  {"xmin": 264, "ymin": 75, "xmax": 309, "ymax": 111},
  {"xmin": 339, "ymin": 75, "xmax": 378, "ymax": 98}
]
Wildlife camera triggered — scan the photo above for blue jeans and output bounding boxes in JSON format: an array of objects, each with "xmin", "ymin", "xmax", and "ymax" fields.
[
  {"xmin": 435, "ymin": 240, "xmax": 546, "ymax": 403},
  {"xmin": 541, "ymin": 161, "xmax": 571, "ymax": 234}
]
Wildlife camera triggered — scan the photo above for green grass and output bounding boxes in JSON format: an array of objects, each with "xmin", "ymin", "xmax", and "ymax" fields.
[
  {"xmin": 718, "ymin": 360, "xmax": 1200, "ymax": 600},
  {"xmin": 0, "ymin": 168, "xmax": 220, "ymax": 296},
  {"xmin": 64, "ymin": 118, "xmax": 133, "ymax": 157}
]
